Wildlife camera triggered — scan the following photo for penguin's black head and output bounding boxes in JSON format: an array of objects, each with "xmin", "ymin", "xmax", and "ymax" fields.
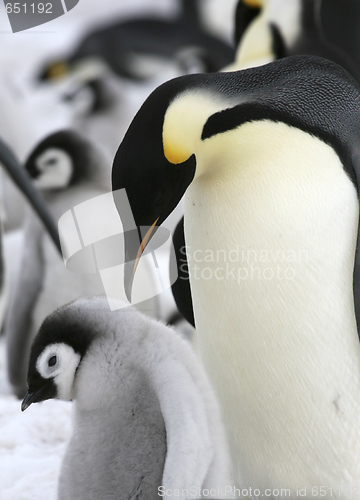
[
  {"xmin": 112, "ymin": 76, "xmax": 198, "ymax": 298},
  {"xmin": 21, "ymin": 301, "xmax": 96, "ymax": 411},
  {"xmin": 112, "ymin": 77, "xmax": 199, "ymax": 228},
  {"xmin": 25, "ymin": 130, "xmax": 97, "ymax": 191}
]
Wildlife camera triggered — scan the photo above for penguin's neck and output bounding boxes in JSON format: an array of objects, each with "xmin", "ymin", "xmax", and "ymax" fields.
[
  {"xmin": 233, "ymin": 11, "xmax": 275, "ymax": 70},
  {"xmin": 185, "ymin": 120, "xmax": 360, "ymax": 490}
]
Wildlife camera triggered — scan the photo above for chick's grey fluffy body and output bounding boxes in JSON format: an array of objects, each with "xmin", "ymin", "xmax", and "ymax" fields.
[
  {"xmin": 26, "ymin": 297, "xmax": 233, "ymax": 499},
  {"xmin": 58, "ymin": 302, "xmax": 165, "ymax": 499},
  {"xmin": 61, "ymin": 342, "xmax": 166, "ymax": 498}
]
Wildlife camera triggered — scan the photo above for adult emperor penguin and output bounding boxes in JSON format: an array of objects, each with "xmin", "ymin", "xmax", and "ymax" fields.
[
  {"xmin": 5, "ymin": 130, "xmax": 158, "ymax": 399},
  {"xmin": 111, "ymin": 55, "xmax": 360, "ymax": 495},
  {"xmin": 21, "ymin": 296, "xmax": 233, "ymax": 500}
]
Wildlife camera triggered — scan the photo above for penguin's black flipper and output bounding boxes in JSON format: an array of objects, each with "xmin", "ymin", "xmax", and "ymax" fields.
[{"xmin": 170, "ymin": 217, "xmax": 195, "ymax": 328}]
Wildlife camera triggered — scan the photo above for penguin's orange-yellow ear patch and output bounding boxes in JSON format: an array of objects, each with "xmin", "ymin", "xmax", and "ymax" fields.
[
  {"xmin": 162, "ymin": 90, "xmax": 226, "ymax": 165},
  {"xmin": 163, "ymin": 141, "xmax": 189, "ymax": 165},
  {"xmin": 242, "ymin": 0, "xmax": 263, "ymax": 8},
  {"xmin": 46, "ymin": 61, "xmax": 68, "ymax": 80}
]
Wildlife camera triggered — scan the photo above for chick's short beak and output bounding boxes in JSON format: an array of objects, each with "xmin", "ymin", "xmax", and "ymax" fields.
[
  {"xmin": 21, "ymin": 380, "xmax": 57, "ymax": 411},
  {"xmin": 21, "ymin": 390, "xmax": 37, "ymax": 411}
]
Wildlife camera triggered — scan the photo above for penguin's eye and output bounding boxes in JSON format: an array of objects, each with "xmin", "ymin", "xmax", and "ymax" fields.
[
  {"xmin": 48, "ymin": 355, "xmax": 57, "ymax": 367},
  {"xmin": 45, "ymin": 157, "xmax": 58, "ymax": 166}
]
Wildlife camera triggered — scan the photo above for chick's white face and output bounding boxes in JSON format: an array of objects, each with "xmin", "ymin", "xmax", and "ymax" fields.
[
  {"xmin": 34, "ymin": 148, "xmax": 73, "ymax": 189},
  {"xmin": 36, "ymin": 343, "xmax": 81, "ymax": 400}
]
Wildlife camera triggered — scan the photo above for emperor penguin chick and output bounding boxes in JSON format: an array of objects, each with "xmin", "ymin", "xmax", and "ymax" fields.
[{"xmin": 22, "ymin": 297, "xmax": 233, "ymax": 500}]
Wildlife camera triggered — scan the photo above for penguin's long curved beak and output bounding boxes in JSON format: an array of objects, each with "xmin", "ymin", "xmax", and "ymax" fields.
[
  {"xmin": 124, "ymin": 218, "xmax": 159, "ymax": 302},
  {"xmin": 0, "ymin": 138, "xmax": 61, "ymax": 254}
]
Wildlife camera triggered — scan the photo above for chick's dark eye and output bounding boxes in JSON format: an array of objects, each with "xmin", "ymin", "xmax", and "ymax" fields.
[
  {"xmin": 45, "ymin": 157, "xmax": 58, "ymax": 166},
  {"xmin": 48, "ymin": 355, "xmax": 57, "ymax": 367}
]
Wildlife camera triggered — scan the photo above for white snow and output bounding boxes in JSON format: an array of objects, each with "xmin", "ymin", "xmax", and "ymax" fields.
[{"xmin": 0, "ymin": 335, "xmax": 72, "ymax": 500}]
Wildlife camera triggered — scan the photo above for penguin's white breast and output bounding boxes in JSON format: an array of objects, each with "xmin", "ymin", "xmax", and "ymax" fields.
[{"xmin": 184, "ymin": 120, "xmax": 360, "ymax": 490}]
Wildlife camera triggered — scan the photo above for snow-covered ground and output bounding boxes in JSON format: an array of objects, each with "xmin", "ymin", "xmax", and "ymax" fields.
[
  {"xmin": 0, "ymin": 336, "xmax": 72, "ymax": 500},
  {"xmin": 0, "ymin": 1, "xmax": 236, "ymax": 498}
]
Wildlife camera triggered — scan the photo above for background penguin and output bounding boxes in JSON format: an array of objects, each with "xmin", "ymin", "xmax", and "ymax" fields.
[
  {"xmin": 0, "ymin": 71, "xmax": 90, "ymax": 233},
  {"xmin": 226, "ymin": 0, "xmax": 276, "ymax": 70},
  {"xmin": 111, "ymin": 55, "xmax": 360, "ymax": 494},
  {"xmin": 230, "ymin": 0, "xmax": 360, "ymax": 84},
  {"xmin": 38, "ymin": 0, "xmax": 234, "ymax": 85},
  {"xmin": 5, "ymin": 130, "xmax": 158, "ymax": 399},
  {"xmin": 0, "ymin": 136, "xmax": 61, "ymax": 332},
  {"xmin": 0, "ymin": 137, "xmax": 61, "ymax": 254},
  {"xmin": 21, "ymin": 296, "xmax": 233, "ymax": 500},
  {"xmin": 233, "ymin": 0, "xmax": 262, "ymax": 49}
]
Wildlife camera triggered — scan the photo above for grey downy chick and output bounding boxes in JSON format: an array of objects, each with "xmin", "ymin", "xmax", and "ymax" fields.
[{"xmin": 22, "ymin": 296, "xmax": 234, "ymax": 500}]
